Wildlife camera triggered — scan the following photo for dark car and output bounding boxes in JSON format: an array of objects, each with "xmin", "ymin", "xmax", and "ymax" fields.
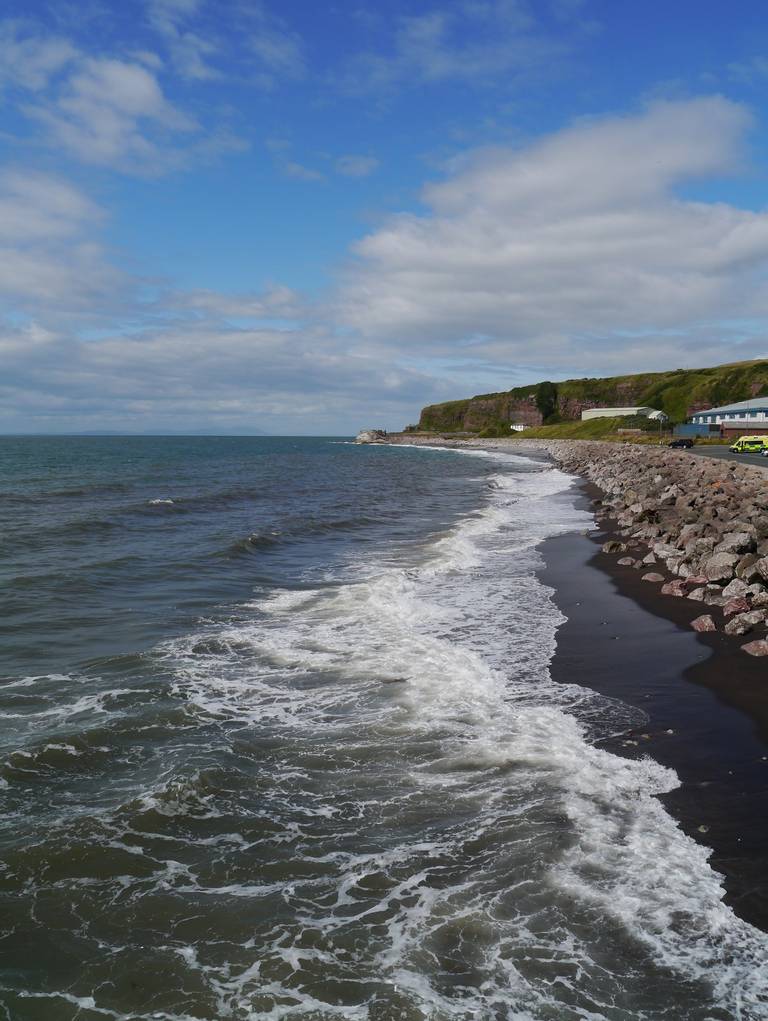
[{"xmin": 668, "ymin": 438, "xmax": 694, "ymax": 448}]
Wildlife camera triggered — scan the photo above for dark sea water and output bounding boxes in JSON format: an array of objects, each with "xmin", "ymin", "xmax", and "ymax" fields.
[{"xmin": 0, "ymin": 436, "xmax": 766, "ymax": 1021}]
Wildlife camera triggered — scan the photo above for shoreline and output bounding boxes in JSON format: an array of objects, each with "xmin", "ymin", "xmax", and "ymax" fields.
[
  {"xmin": 540, "ymin": 481, "xmax": 768, "ymax": 933},
  {"xmin": 380, "ymin": 435, "xmax": 768, "ymax": 932}
]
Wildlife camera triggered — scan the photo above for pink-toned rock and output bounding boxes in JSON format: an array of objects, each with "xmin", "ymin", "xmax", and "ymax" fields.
[
  {"xmin": 617, "ymin": 557, "xmax": 635, "ymax": 566},
  {"xmin": 682, "ymin": 576, "xmax": 708, "ymax": 588},
  {"xmin": 742, "ymin": 639, "xmax": 768, "ymax": 656},
  {"xmin": 661, "ymin": 579, "xmax": 687, "ymax": 597},
  {"xmin": 641, "ymin": 572, "xmax": 665, "ymax": 583},
  {"xmin": 691, "ymin": 614, "xmax": 717, "ymax": 632},
  {"xmin": 723, "ymin": 597, "xmax": 751, "ymax": 617}
]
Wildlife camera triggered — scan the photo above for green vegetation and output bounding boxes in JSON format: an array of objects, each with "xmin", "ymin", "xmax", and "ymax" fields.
[
  {"xmin": 513, "ymin": 417, "xmax": 631, "ymax": 439},
  {"xmin": 535, "ymin": 380, "xmax": 558, "ymax": 422},
  {"xmin": 417, "ymin": 359, "xmax": 768, "ymax": 433}
]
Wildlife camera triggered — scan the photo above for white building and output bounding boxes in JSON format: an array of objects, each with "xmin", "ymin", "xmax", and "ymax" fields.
[
  {"xmin": 690, "ymin": 399, "xmax": 768, "ymax": 429},
  {"xmin": 581, "ymin": 406, "xmax": 667, "ymax": 421}
]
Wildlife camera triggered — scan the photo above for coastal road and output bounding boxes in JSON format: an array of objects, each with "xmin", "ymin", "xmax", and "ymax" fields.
[{"xmin": 689, "ymin": 445, "xmax": 768, "ymax": 472}]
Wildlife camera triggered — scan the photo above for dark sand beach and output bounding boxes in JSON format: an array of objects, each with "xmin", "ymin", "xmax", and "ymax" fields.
[{"xmin": 542, "ymin": 479, "xmax": 768, "ymax": 932}]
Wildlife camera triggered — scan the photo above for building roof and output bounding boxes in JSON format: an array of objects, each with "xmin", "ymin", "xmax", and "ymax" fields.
[
  {"xmin": 583, "ymin": 406, "xmax": 655, "ymax": 413},
  {"xmin": 582, "ymin": 406, "xmax": 666, "ymax": 418},
  {"xmin": 694, "ymin": 398, "xmax": 768, "ymax": 416}
]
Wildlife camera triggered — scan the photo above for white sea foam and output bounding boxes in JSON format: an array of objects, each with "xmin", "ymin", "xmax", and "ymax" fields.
[{"xmin": 150, "ymin": 447, "xmax": 768, "ymax": 1019}]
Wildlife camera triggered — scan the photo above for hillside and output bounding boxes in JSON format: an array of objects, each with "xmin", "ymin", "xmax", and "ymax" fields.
[{"xmin": 417, "ymin": 360, "xmax": 768, "ymax": 433}]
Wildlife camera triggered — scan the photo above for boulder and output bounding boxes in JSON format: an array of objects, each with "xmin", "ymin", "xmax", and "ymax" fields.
[
  {"xmin": 652, "ymin": 542, "xmax": 680, "ymax": 559},
  {"xmin": 724, "ymin": 611, "xmax": 765, "ymax": 636},
  {"xmin": 742, "ymin": 639, "xmax": 768, "ymax": 656},
  {"xmin": 687, "ymin": 587, "xmax": 707, "ymax": 602},
  {"xmin": 751, "ymin": 590, "xmax": 768, "ymax": 609},
  {"xmin": 714, "ymin": 531, "xmax": 755, "ymax": 555},
  {"xmin": 661, "ymin": 579, "xmax": 687, "ymax": 597},
  {"xmin": 641, "ymin": 552, "xmax": 658, "ymax": 566},
  {"xmin": 617, "ymin": 557, "xmax": 635, "ymax": 566},
  {"xmin": 691, "ymin": 614, "xmax": 717, "ymax": 632},
  {"xmin": 602, "ymin": 540, "xmax": 627, "ymax": 554},
  {"xmin": 701, "ymin": 552, "xmax": 739, "ymax": 583},
  {"xmin": 735, "ymin": 553, "xmax": 761, "ymax": 582},
  {"xmin": 641, "ymin": 572, "xmax": 665, "ymax": 583},
  {"xmin": 723, "ymin": 597, "xmax": 751, "ymax": 617},
  {"xmin": 721, "ymin": 578, "xmax": 749, "ymax": 600},
  {"xmin": 754, "ymin": 557, "xmax": 768, "ymax": 582},
  {"xmin": 682, "ymin": 575, "xmax": 708, "ymax": 588}
]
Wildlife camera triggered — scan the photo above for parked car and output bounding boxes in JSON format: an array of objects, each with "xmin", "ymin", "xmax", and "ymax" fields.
[{"xmin": 668, "ymin": 438, "xmax": 694, "ymax": 448}]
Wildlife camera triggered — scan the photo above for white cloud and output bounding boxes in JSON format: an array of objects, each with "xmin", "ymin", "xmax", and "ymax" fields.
[
  {"xmin": 145, "ymin": 0, "xmax": 305, "ymax": 86},
  {"xmin": 728, "ymin": 55, "xmax": 768, "ymax": 85},
  {"xmin": 25, "ymin": 56, "xmax": 197, "ymax": 173},
  {"xmin": 249, "ymin": 24, "xmax": 305, "ymax": 82},
  {"xmin": 0, "ymin": 169, "xmax": 122, "ymax": 313},
  {"xmin": 171, "ymin": 284, "xmax": 304, "ymax": 319},
  {"xmin": 0, "ymin": 21, "xmax": 77, "ymax": 91},
  {"xmin": 146, "ymin": 0, "xmax": 220, "ymax": 81},
  {"xmin": 0, "ymin": 319, "xmax": 436, "ymax": 433},
  {"xmin": 340, "ymin": 97, "xmax": 768, "ymax": 376},
  {"xmin": 338, "ymin": 0, "xmax": 574, "ymax": 93},
  {"xmin": 0, "ymin": 170, "xmax": 100, "ymax": 242},
  {"xmin": 283, "ymin": 161, "xmax": 325, "ymax": 182},
  {"xmin": 336, "ymin": 154, "xmax": 379, "ymax": 177}
]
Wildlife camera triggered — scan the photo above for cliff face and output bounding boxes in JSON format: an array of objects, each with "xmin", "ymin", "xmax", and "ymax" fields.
[{"xmin": 417, "ymin": 360, "xmax": 768, "ymax": 432}]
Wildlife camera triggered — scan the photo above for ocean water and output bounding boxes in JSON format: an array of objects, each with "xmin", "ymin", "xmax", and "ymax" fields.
[{"xmin": 0, "ymin": 435, "xmax": 766, "ymax": 1021}]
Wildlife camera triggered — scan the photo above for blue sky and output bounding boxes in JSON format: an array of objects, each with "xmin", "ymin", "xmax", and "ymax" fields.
[{"xmin": 3, "ymin": 0, "xmax": 768, "ymax": 434}]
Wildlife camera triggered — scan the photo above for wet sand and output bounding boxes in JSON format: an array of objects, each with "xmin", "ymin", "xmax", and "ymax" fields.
[{"xmin": 541, "ymin": 480, "xmax": 768, "ymax": 932}]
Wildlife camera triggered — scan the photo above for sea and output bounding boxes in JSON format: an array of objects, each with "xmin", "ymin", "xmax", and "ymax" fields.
[{"xmin": 0, "ymin": 435, "xmax": 766, "ymax": 1021}]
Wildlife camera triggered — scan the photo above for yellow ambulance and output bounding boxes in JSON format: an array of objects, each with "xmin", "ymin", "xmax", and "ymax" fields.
[{"xmin": 729, "ymin": 435, "xmax": 768, "ymax": 454}]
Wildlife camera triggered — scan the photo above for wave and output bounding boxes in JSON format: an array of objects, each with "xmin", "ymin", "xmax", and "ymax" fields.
[
  {"xmin": 2, "ymin": 446, "xmax": 766, "ymax": 1019},
  {"xmin": 149, "ymin": 448, "xmax": 768, "ymax": 1018},
  {"xmin": 220, "ymin": 515, "xmax": 388, "ymax": 560}
]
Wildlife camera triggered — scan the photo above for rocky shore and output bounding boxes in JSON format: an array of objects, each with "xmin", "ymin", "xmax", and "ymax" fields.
[
  {"xmin": 381, "ymin": 435, "xmax": 768, "ymax": 653},
  {"xmin": 528, "ymin": 440, "xmax": 768, "ymax": 653}
]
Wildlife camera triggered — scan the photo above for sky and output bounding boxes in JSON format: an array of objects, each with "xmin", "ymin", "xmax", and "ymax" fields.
[{"xmin": 4, "ymin": 1, "xmax": 768, "ymax": 434}]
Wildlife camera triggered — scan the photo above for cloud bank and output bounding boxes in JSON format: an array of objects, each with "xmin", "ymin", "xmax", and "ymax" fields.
[
  {"xmin": 342, "ymin": 96, "xmax": 768, "ymax": 377},
  {"xmin": 3, "ymin": 81, "xmax": 768, "ymax": 432}
]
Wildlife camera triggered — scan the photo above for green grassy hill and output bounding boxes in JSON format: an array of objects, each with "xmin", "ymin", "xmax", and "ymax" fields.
[{"xmin": 417, "ymin": 360, "xmax": 768, "ymax": 433}]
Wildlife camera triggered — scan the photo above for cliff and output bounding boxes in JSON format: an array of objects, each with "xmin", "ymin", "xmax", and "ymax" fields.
[{"xmin": 417, "ymin": 360, "xmax": 768, "ymax": 433}]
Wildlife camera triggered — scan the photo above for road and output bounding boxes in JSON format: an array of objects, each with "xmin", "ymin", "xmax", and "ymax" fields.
[{"xmin": 688, "ymin": 444, "xmax": 768, "ymax": 472}]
